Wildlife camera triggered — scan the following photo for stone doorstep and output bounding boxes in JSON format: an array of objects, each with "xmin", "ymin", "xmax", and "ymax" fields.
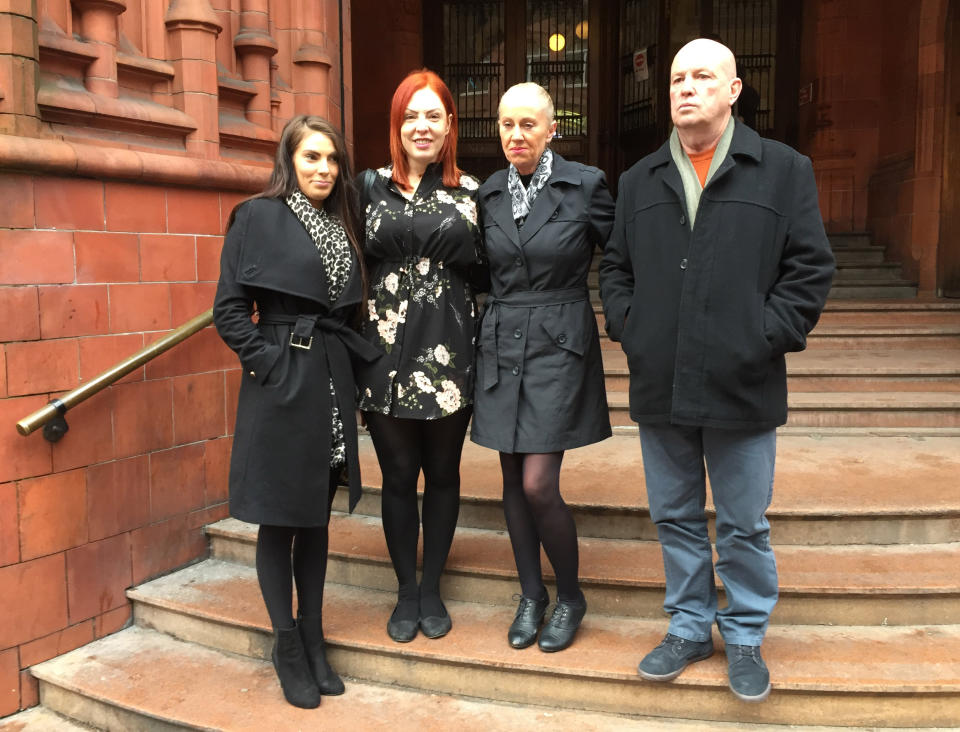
[
  {"xmin": 601, "ymin": 349, "xmax": 960, "ymax": 376},
  {"xmin": 603, "ymin": 391, "xmax": 960, "ymax": 428},
  {"xmin": 0, "ymin": 707, "xmax": 90, "ymax": 731},
  {"xmin": 205, "ymin": 516, "xmax": 960, "ymax": 627},
  {"xmin": 27, "ymin": 627, "xmax": 891, "ymax": 732},
  {"xmin": 119, "ymin": 561, "xmax": 960, "ymax": 727},
  {"xmin": 346, "ymin": 433, "xmax": 960, "ymax": 539}
]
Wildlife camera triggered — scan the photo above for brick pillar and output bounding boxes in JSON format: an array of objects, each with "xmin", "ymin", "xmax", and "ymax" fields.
[
  {"xmin": 72, "ymin": 0, "xmax": 126, "ymax": 99},
  {"xmin": 164, "ymin": 0, "xmax": 222, "ymax": 158},
  {"xmin": 233, "ymin": 0, "xmax": 277, "ymax": 129},
  {"xmin": 0, "ymin": 0, "xmax": 40, "ymax": 135}
]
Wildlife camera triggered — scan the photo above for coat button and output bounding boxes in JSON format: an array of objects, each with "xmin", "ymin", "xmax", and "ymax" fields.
[
  {"xmin": 679, "ymin": 215, "xmax": 686, "ymax": 225},
  {"xmin": 515, "ymin": 257, "xmax": 523, "ymax": 267},
  {"xmin": 680, "ymin": 258, "xmax": 688, "ymax": 270},
  {"xmin": 514, "ymin": 329, "xmax": 522, "ymax": 339},
  {"xmin": 512, "ymin": 365, "xmax": 520, "ymax": 375},
  {"xmin": 557, "ymin": 333, "xmax": 567, "ymax": 344},
  {"xmin": 550, "ymin": 210, "xmax": 559, "ymax": 220},
  {"xmin": 249, "ymin": 370, "xmax": 256, "ymax": 377}
]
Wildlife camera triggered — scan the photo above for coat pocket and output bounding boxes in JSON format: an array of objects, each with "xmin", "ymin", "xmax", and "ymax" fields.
[{"xmin": 540, "ymin": 309, "xmax": 588, "ymax": 357}]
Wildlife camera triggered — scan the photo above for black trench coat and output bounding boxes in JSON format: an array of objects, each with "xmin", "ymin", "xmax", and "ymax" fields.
[
  {"xmin": 214, "ymin": 198, "xmax": 380, "ymax": 526},
  {"xmin": 471, "ymin": 153, "xmax": 615, "ymax": 453}
]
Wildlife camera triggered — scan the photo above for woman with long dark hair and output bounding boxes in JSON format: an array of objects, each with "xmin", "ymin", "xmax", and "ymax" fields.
[
  {"xmin": 214, "ymin": 115, "xmax": 379, "ymax": 707},
  {"xmin": 356, "ymin": 70, "xmax": 486, "ymax": 643}
]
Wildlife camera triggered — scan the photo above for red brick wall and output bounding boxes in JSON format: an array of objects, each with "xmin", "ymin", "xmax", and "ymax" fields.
[
  {"xmin": 799, "ymin": 0, "xmax": 948, "ymax": 292},
  {"xmin": 0, "ymin": 0, "xmax": 354, "ymax": 713},
  {"xmin": 0, "ymin": 173, "xmax": 253, "ymax": 714}
]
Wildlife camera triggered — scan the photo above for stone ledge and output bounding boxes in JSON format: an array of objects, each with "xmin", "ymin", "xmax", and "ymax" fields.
[{"xmin": 0, "ymin": 133, "xmax": 269, "ymax": 191}]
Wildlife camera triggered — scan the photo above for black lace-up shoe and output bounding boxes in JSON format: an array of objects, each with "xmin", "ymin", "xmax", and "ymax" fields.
[
  {"xmin": 637, "ymin": 633, "xmax": 714, "ymax": 681},
  {"xmin": 507, "ymin": 595, "xmax": 549, "ymax": 649},
  {"xmin": 537, "ymin": 597, "xmax": 587, "ymax": 652},
  {"xmin": 726, "ymin": 644, "xmax": 771, "ymax": 702}
]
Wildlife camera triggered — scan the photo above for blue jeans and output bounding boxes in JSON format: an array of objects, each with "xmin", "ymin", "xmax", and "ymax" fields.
[{"xmin": 638, "ymin": 424, "xmax": 778, "ymax": 646}]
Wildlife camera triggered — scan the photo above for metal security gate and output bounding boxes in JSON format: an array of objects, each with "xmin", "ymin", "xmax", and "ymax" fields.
[
  {"xmin": 425, "ymin": 0, "xmax": 593, "ymax": 179},
  {"xmin": 424, "ymin": 0, "xmax": 798, "ymax": 180},
  {"xmin": 706, "ymin": 0, "xmax": 779, "ymax": 138},
  {"xmin": 618, "ymin": 0, "xmax": 668, "ymax": 168}
]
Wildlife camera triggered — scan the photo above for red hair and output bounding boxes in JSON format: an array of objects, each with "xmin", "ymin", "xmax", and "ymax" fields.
[{"xmin": 389, "ymin": 69, "xmax": 462, "ymax": 190}]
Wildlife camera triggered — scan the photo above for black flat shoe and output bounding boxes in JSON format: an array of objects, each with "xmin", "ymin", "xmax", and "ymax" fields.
[
  {"xmin": 538, "ymin": 597, "xmax": 587, "ymax": 653},
  {"xmin": 387, "ymin": 602, "xmax": 419, "ymax": 643},
  {"xmin": 507, "ymin": 595, "xmax": 549, "ymax": 649},
  {"xmin": 419, "ymin": 600, "xmax": 452, "ymax": 639}
]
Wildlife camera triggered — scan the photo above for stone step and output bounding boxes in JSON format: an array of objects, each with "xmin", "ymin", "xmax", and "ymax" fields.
[
  {"xmin": 831, "ymin": 247, "xmax": 886, "ymax": 265},
  {"xmin": 833, "ymin": 263, "xmax": 906, "ymax": 280},
  {"xmin": 827, "ymin": 282, "xmax": 919, "ymax": 299},
  {"xmin": 601, "ymin": 349, "xmax": 960, "ymax": 392},
  {"xmin": 33, "ymin": 626, "xmax": 708, "ymax": 732},
  {"xmin": 208, "ymin": 516, "xmax": 960, "ymax": 626},
  {"xmin": 339, "ymin": 433, "xmax": 960, "ymax": 545},
  {"xmin": 591, "ymin": 307, "xmax": 960, "ymax": 349},
  {"xmin": 123, "ymin": 561, "xmax": 960, "ymax": 727},
  {"xmin": 827, "ymin": 233, "xmax": 874, "ymax": 249},
  {"xmin": 602, "ymin": 390, "xmax": 960, "ymax": 428},
  {"xmin": 0, "ymin": 707, "xmax": 90, "ymax": 730}
]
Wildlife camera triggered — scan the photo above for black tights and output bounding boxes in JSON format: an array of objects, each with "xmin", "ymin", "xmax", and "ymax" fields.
[
  {"xmin": 500, "ymin": 451, "xmax": 583, "ymax": 603},
  {"xmin": 256, "ymin": 478, "xmax": 338, "ymax": 630},
  {"xmin": 365, "ymin": 409, "xmax": 471, "ymax": 621}
]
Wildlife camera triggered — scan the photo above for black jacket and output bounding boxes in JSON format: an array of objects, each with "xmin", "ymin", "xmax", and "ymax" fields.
[
  {"xmin": 214, "ymin": 198, "xmax": 380, "ymax": 526},
  {"xmin": 471, "ymin": 153, "xmax": 615, "ymax": 452},
  {"xmin": 599, "ymin": 122, "xmax": 835, "ymax": 429}
]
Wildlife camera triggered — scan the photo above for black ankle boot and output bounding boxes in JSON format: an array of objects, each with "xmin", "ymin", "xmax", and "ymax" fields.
[
  {"xmin": 298, "ymin": 614, "xmax": 345, "ymax": 695},
  {"xmin": 272, "ymin": 625, "xmax": 322, "ymax": 708}
]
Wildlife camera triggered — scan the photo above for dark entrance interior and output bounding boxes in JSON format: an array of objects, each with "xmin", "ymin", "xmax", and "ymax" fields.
[{"xmin": 421, "ymin": 0, "xmax": 800, "ymax": 182}]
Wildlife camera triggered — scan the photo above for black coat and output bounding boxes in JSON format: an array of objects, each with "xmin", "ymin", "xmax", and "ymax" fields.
[
  {"xmin": 599, "ymin": 122, "xmax": 835, "ymax": 430},
  {"xmin": 214, "ymin": 198, "xmax": 380, "ymax": 526},
  {"xmin": 471, "ymin": 153, "xmax": 615, "ymax": 453}
]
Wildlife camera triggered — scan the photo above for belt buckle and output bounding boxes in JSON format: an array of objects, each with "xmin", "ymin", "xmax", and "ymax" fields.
[{"xmin": 289, "ymin": 333, "xmax": 313, "ymax": 350}]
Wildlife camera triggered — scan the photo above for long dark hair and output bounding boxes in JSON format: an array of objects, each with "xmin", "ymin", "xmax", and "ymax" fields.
[{"xmin": 227, "ymin": 115, "xmax": 367, "ymax": 305}]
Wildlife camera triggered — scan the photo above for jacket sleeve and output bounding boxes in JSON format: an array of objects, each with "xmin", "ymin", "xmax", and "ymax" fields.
[
  {"xmin": 464, "ymin": 185, "xmax": 491, "ymax": 293},
  {"xmin": 213, "ymin": 202, "xmax": 283, "ymax": 385},
  {"xmin": 587, "ymin": 169, "xmax": 615, "ymax": 251},
  {"xmin": 598, "ymin": 171, "xmax": 635, "ymax": 343},
  {"xmin": 763, "ymin": 154, "xmax": 836, "ymax": 355}
]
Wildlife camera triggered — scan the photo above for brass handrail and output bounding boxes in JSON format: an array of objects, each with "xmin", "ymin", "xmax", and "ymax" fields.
[{"xmin": 16, "ymin": 308, "xmax": 214, "ymax": 438}]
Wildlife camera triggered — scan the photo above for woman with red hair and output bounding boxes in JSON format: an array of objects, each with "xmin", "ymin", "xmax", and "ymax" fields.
[{"xmin": 356, "ymin": 70, "xmax": 486, "ymax": 643}]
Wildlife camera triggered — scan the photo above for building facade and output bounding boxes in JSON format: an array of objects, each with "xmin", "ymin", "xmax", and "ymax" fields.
[{"xmin": 0, "ymin": 0, "xmax": 958, "ymax": 718}]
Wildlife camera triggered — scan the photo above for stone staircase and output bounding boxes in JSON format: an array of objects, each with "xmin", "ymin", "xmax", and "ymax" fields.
[{"xmin": 8, "ymin": 231, "xmax": 960, "ymax": 730}]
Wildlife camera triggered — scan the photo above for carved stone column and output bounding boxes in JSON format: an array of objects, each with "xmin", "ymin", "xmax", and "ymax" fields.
[
  {"xmin": 233, "ymin": 0, "xmax": 277, "ymax": 129},
  {"xmin": 0, "ymin": 0, "xmax": 41, "ymax": 135},
  {"xmin": 286, "ymin": 0, "xmax": 332, "ymax": 119},
  {"xmin": 164, "ymin": 0, "xmax": 222, "ymax": 158},
  {"xmin": 72, "ymin": 0, "xmax": 126, "ymax": 98}
]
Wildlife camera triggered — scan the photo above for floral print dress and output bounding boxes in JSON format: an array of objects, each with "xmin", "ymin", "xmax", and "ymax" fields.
[{"xmin": 357, "ymin": 163, "xmax": 484, "ymax": 419}]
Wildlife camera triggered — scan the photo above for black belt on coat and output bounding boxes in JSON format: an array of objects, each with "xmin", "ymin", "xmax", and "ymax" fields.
[
  {"xmin": 479, "ymin": 286, "xmax": 588, "ymax": 390},
  {"xmin": 256, "ymin": 312, "xmax": 381, "ymax": 513},
  {"xmin": 257, "ymin": 313, "xmax": 382, "ymax": 364}
]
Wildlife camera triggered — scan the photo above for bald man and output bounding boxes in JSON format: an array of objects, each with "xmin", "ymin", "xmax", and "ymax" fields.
[{"xmin": 599, "ymin": 39, "xmax": 834, "ymax": 702}]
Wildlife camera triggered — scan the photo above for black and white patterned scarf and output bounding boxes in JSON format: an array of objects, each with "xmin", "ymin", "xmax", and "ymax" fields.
[
  {"xmin": 507, "ymin": 148, "xmax": 553, "ymax": 223},
  {"xmin": 284, "ymin": 189, "xmax": 351, "ymax": 469},
  {"xmin": 285, "ymin": 189, "xmax": 351, "ymax": 303}
]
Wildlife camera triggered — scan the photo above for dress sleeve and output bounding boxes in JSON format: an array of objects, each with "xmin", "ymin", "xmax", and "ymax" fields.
[{"xmin": 213, "ymin": 202, "xmax": 283, "ymax": 384}]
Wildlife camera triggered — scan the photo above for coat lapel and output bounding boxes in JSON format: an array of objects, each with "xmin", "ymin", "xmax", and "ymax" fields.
[
  {"xmin": 518, "ymin": 154, "xmax": 579, "ymax": 246},
  {"xmin": 483, "ymin": 187, "xmax": 522, "ymax": 250}
]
